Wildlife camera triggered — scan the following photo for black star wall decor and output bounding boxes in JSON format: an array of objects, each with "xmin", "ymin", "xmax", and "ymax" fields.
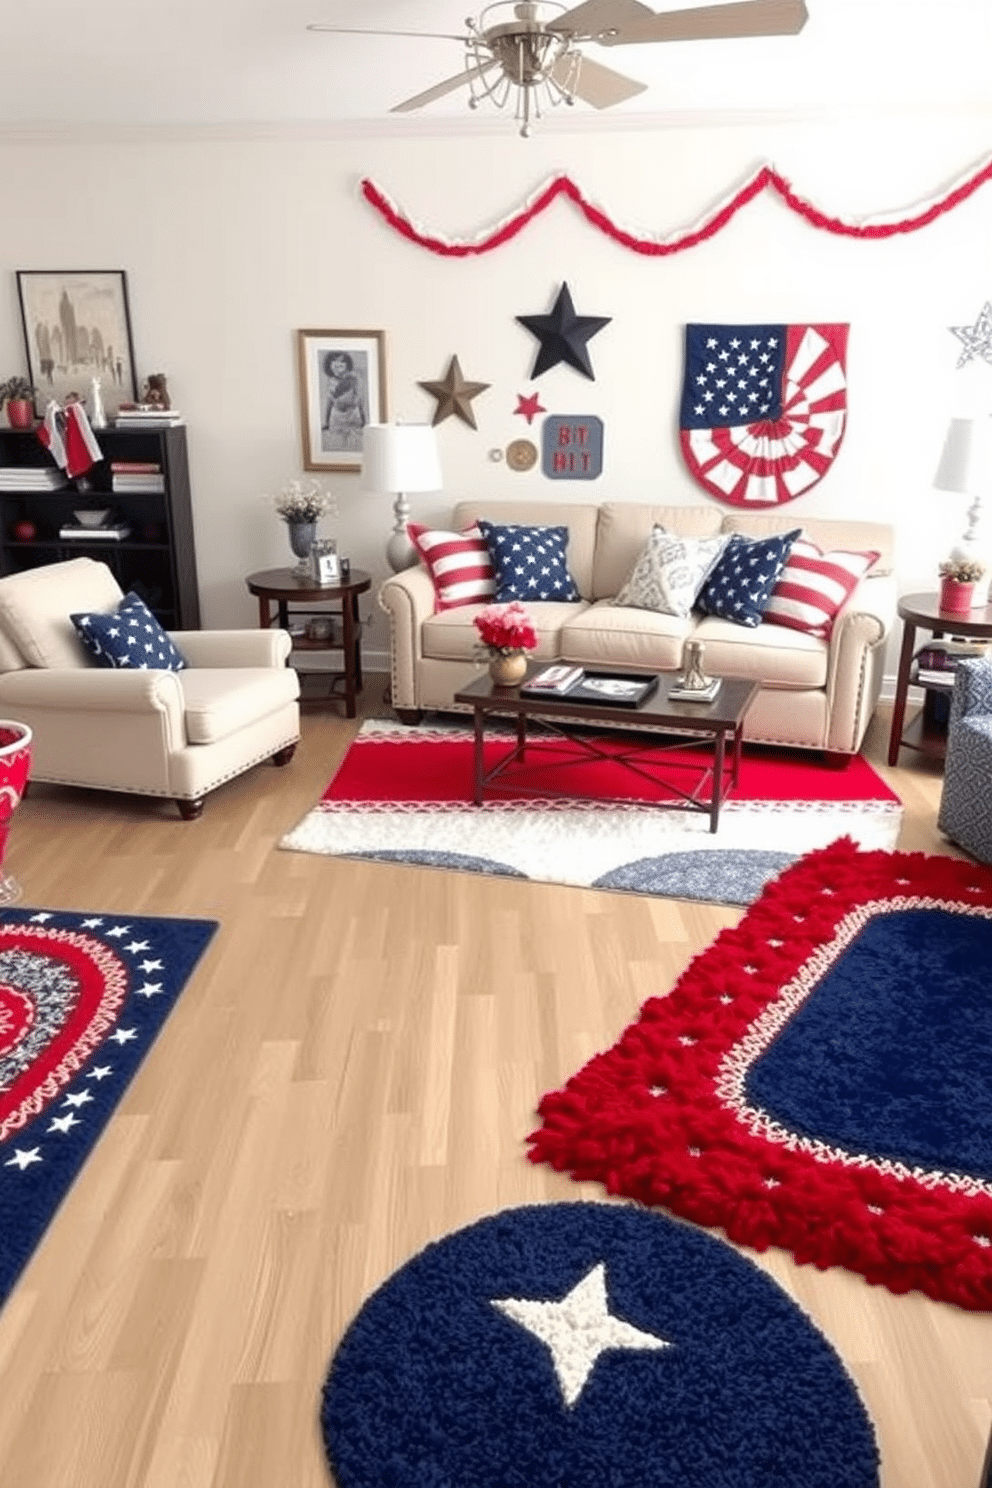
[
  {"xmin": 516, "ymin": 282, "xmax": 611, "ymax": 381},
  {"xmin": 418, "ymin": 355, "xmax": 490, "ymax": 428}
]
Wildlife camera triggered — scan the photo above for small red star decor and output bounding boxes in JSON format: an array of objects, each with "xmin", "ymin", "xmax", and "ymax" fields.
[{"xmin": 514, "ymin": 392, "xmax": 546, "ymax": 425}]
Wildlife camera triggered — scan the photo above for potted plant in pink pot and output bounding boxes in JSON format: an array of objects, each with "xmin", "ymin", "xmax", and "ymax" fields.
[
  {"xmin": 938, "ymin": 557, "xmax": 986, "ymax": 615},
  {"xmin": 0, "ymin": 376, "xmax": 37, "ymax": 430}
]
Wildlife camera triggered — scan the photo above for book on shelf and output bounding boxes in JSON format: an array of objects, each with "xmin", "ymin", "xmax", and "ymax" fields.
[
  {"xmin": 520, "ymin": 664, "xmax": 585, "ymax": 696},
  {"xmin": 58, "ymin": 523, "xmax": 131, "ymax": 541},
  {"xmin": 913, "ymin": 642, "xmax": 988, "ymax": 687},
  {"xmin": 110, "ymin": 461, "xmax": 162, "ymax": 474},
  {"xmin": 112, "ymin": 477, "xmax": 165, "ymax": 492},
  {"xmin": 114, "ymin": 410, "xmax": 183, "ymax": 427},
  {"xmin": 0, "ymin": 468, "xmax": 68, "ymax": 490}
]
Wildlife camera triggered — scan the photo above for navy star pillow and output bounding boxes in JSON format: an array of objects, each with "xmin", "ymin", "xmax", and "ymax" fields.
[
  {"xmin": 71, "ymin": 591, "xmax": 188, "ymax": 670},
  {"xmin": 477, "ymin": 521, "xmax": 580, "ymax": 603},
  {"xmin": 695, "ymin": 529, "xmax": 801, "ymax": 628}
]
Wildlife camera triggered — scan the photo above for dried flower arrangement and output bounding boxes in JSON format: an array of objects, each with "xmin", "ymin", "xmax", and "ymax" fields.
[{"xmin": 938, "ymin": 557, "xmax": 986, "ymax": 583}]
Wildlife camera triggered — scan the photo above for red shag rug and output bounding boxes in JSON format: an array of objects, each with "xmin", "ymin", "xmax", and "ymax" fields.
[{"xmin": 528, "ymin": 839, "xmax": 992, "ymax": 1311}]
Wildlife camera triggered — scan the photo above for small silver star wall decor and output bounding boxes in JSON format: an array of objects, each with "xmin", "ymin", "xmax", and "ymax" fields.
[{"xmin": 949, "ymin": 302, "xmax": 992, "ymax": 368}]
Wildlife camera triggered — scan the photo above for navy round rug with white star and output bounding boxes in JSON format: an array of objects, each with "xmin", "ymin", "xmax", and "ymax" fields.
[{"xmin": 321, "ymin": 1202, "xmax": 879, "ymax": 1488}]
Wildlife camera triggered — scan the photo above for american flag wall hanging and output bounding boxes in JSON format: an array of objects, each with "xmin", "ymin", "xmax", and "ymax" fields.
[{"xmin": 678, "ymin": 323, "xmax": 849, "ymax": 508}]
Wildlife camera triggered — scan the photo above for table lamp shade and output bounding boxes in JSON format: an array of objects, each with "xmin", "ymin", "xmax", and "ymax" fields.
[
  {"xmin": 933, "ymin": 417, "xmax": 992, "ymax": 496},
  {"xmin": 362, "ymin": 424, "xmax": 443, "ymax": 572},
  {"xmin": 934, "ymin": 416, "xmax": 992, "ymax": 565},
  {"xmin": 362, "ymin": 424, "xmax": 442, "ymax": 495}
]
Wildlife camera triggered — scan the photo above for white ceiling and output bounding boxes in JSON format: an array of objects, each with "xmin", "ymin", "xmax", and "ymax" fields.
[{"xmin": 0, "ymin": 0, "xmax": 989, "ymax": 137}]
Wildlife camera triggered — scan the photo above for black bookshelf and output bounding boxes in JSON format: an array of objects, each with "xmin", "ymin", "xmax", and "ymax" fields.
[{"xmin": 0, "ymin": 424, "xmax": 200, "ymax": 629}]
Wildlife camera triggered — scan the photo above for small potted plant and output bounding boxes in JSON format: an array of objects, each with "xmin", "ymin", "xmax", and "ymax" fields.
[
  {"xmin": 0, "ymin": 376, "xmax": 36, "ymax": 430},
  {"xmin": 473, "ymin": 601, "xmax": 538, "ymax": 685},
  {"xmin": 938, "ymin": 557, "xmax": 986, "ymax": 615}
]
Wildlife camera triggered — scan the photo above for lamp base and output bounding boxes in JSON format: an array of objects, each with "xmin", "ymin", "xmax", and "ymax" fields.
[{"xmin": 386, "ymin": 491, "xmax": 418, "ymax": 573}]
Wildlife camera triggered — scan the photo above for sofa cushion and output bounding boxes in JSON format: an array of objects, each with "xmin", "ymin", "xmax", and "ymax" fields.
[
  {"xmin": 693, "ymin": 614, "xmax": 829, "ymax": 688},
  {"xmin": 477, "ymin": 520, "xmax": 580, "ymax": 603},
  {"xmin": 593, "ymin": 502, "xmax": 724, "ymax": 600},
  {"xmin": 0, "ymin": 556, "xmax": 123, "ymax": 669},
  {"xmin": 559, "ymin": 602, "xmax": 690, "ymax": 672},
  {"xmin": 71, "ymin": 592, "xmax": 188, "ymax": 671},
  {"xmin": 696, "ymin": 529, "xmax": 801, "ymax": 628},
  {"xmin": 408, "ymin": 521, "xmax": 496, "ymax": 611},
  {"xmin": 762, "ymin": 537, "xmax": 880, "ymax": 639},
  {"xmin": 615, "ymin": 527, "xmax": 728, "ymax": 618},
  {"xmin": 721, "ymin": 512, "xmax": 894, "ymax": 577},
  {"xmin": 178, "ymin": 667, "xmax": 300, "ymax": 745},
  {"xmin": 453, "ymin": 500, "xmax": 599, "ymax": 598},
  {"xmin": 422, "ymin": 601, "xmax": 582, "ymax": 663}
]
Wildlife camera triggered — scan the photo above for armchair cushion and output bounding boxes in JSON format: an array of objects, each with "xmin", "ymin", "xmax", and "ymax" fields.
[
  {"xmin": 71, "ymin": 591, "xmax": 189, "ymax": 671},
  {"xmin": 0, "ymin": 555, "xmax": 122, "ymax": 668}
]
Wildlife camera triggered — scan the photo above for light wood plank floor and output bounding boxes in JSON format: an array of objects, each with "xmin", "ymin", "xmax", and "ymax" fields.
[{"xmin": 0, "ymin": 688, "xmax": 987, "ymax": 1488}]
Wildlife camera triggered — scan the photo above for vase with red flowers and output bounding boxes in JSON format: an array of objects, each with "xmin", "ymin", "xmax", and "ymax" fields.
[{"xmin": 473, "ymin": 602, "xmax": 538, "ymax": 685}]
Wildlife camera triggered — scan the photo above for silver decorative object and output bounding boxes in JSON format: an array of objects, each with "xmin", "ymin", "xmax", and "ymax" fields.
[{"xmin": 678, "ymin": 640, "xmax": 712, "ymax": 692}]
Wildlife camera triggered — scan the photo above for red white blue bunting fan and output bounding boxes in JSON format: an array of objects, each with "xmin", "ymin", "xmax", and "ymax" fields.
[{"xmin": 678, "ymin": 323, "xmax": 848, "ymax": 508}]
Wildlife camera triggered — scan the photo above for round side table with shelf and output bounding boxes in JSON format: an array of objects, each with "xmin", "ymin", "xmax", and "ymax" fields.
[
  {"xmin": 246, "ymin": 567, "xmax": 371, "ymax": 718},
  {"xmin": 887, "ymin": 590, "xmax": 992, "ymax": 766}
]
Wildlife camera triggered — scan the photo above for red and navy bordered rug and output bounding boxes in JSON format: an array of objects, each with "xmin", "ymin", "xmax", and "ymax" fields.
[
  {"xmin": 529, "ymin": 839, "xmax": 992, "ymax": 1311},
  {"xmin": 0, "ymin": 907, "xmax": 217, "ymax": 1306}
]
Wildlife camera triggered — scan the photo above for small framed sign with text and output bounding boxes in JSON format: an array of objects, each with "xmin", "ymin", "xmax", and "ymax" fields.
[{"xmin": 542, "ymin": 416, "xmax": 603, "ymax": 479}]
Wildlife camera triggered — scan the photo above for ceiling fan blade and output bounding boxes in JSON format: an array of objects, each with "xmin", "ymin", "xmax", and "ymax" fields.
[
  {"xmin": 390, "ymin": 61, "xmax": 500, "ymax": 114},
  {"xmin": 554, "ymin": 53, "xmax": 647, "ymax": 108},
  {"xmin": 550, "ymin": 0, "xmax": 659, "ymax": 39},
  {"xmin": 592, "ymin": 0, "xmax": 809, "ymax": 46},
  {"xmin": 306, "ymin": 24, "xmax": 468, "ymax": 43}
]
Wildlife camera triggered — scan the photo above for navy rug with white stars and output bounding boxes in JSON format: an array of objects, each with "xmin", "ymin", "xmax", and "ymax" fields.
[
  {"xmin": 321, "ymin": 1203, "xmax": 879, "ymax": 1488},
  {"xmin": 0, "ymin": 907, "xmax": 217, "ymax": 1306}
]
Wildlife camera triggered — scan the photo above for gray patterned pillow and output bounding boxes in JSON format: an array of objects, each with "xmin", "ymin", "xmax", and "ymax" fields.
[{"xmin": 615, "ymin": 527, "xmax": 728, "ymax": 617}]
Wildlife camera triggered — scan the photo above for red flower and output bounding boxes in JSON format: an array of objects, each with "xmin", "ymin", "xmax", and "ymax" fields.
[{"xmin": 473, "ymin": 602, "xmax": 538, "ymax": 655}]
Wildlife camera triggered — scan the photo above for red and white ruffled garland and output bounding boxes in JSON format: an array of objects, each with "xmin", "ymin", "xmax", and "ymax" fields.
[{"xmin": 361, "ymin": 152, "xmax": 992, "ymax": 256}]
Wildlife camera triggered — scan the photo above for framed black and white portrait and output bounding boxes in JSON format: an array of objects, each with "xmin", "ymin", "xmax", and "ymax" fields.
[{"xmin": 297, "ymin": 328, "xmax": 387, "ymax": 473}]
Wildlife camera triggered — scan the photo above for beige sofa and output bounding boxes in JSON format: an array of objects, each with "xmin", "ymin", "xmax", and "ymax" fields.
[
  {"xmin": 379, "ymin": 499, "xmax": 896, "ymax": 759},
  {"xmin": 0, "ymin": 557, "xmax": 301, "ymax": 817}
]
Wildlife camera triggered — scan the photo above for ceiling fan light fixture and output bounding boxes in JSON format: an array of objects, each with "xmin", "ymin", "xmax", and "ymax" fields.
[{"xmin": 465, "ymin": 0, "xmax": 580, "ymax": 134}]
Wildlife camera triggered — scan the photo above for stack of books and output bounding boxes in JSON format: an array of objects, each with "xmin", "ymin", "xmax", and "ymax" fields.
[
  {"xmin": 0, "ymin": 467, "xmax": 68, "ymax": 491},
  {"xmin": 114, "ymin": 406, "xmax": 184, "ymax": 429},
  {"xmin": 521, "ymin": 664, "xmax": 585, "ymax": 696},
  {"xmin": 110, "ymin": 460, "xmax": 165, "ymax": 493},
  {"xmin": 58, "ymin": 520, "xmax": 131, "ymax": 541},
  {"xmin": 913, "ymin": 641, "xmax": 989, "ymax": 687}
]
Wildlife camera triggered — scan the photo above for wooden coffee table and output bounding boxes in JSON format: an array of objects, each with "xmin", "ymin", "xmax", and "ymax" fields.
[{"xmin": 454, "ymin": 666, "xmax": 759, "ymax": 833}]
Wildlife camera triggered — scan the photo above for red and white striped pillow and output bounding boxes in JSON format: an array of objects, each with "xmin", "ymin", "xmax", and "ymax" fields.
[
  {"xmin": 408, "ymin": 522, "xmax": 496, "ymax": 612},
  {"xmin": 763, "ymin": 537, "xmax": 879, "ymax": 640}
]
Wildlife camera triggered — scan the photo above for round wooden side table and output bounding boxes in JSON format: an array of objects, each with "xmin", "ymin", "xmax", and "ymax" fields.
[
  {"xmin": 887, "ymin": 590, "xmax": 992, "ymax": 766},
  {"xmin": 246, "ymin": 567, "xmax": 371, "ymax": 718}
]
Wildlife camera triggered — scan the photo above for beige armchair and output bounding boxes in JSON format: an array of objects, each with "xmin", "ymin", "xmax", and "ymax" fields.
[{"xmin": 0, "ymin": 557, "xmax": 300, "ymax": 818}]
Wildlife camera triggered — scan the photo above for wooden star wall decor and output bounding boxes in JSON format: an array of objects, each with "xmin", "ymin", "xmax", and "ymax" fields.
[
  {"xmin": 418, "ymin": 355, "xmax": 490, "ymax": 428},
  {"xmin": 516, "ymin": 282, "xmax": 611, "ymax": 381}
]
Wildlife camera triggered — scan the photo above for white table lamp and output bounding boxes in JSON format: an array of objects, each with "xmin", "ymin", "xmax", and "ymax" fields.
[
  {"xmin": 362, "ymin": 423, "xmax": 442, "ymax": 572},
  {"xmin": 933, "ymin": 416, "xmax": 992, "ymax": 562}
]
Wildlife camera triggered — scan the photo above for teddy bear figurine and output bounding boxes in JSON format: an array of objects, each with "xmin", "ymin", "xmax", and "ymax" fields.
[{"xmin": 141, "ymin": 373, "xmax": 170, "ymax": 410}]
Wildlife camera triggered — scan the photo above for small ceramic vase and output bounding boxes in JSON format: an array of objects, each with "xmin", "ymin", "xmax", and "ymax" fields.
[{"xmin": 489, "ymin": 651, "xmax": 528, "ymax": 686}]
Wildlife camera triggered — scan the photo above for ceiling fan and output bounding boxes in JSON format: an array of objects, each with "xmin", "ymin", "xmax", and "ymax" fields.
[{"xmin": 307, "ymin": 0, "xmax": 809, "ymax": 136}]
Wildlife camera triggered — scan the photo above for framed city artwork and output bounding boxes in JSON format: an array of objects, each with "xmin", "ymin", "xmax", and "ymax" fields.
[
  {"xmin": 297, "ymin": 328, "xmax": 387, "ymax": 472},
  {"xmin": 16, "ymin": 269, "xmax": 138, "ymax": 417}
]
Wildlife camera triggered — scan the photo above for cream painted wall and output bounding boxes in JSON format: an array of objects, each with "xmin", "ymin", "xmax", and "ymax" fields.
[{"xmin": 2, "ymin": 115, "xmax": 992, "ymax": 675}]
